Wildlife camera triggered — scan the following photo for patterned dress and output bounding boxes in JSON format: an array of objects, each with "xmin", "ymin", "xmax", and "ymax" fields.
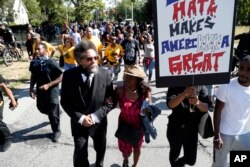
[{"xmin": 118, "ymin": 89, "xmax": 144, "ymax": 156}]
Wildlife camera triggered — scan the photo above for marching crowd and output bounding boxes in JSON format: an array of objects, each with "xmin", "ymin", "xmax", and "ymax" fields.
[{"xmin": 0, "ymin": 21, "xmax": 250, "ymax": 167}]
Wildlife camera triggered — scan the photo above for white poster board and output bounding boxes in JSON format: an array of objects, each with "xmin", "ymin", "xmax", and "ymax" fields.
[{"xmin": 153, "ymin": 0, "xmax": 237, "ymax": 87}]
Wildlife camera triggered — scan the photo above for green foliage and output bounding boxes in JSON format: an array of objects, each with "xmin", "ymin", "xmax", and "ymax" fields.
[
  {"xmin": 73, "ymin": 0, "xmax": 105, "ymax": 22},
  {"xmin": 114, "ymin": 0, "xmax": 150, "ymax": 23},
  {"xmin": 0, "ymin": 0, "xmax": 14, "ymax": 23},
  {"xmin": 237, "ymin": 0, "xmax": 250, "ymax": 25},
  {"xmin": 23, "ymin": 0, "xmax": 45, "ymax": 25}
]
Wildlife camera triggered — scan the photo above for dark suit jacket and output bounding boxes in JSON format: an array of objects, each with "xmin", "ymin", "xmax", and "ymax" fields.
[{"xmin": 61, "ymin": 66, "xmax": 116, "ymax": 136}]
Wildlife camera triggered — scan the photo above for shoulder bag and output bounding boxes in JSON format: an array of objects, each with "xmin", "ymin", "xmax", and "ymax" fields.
[{"xmin": 198, "ymin": 112, "xmax": 214, "ymax": 139}]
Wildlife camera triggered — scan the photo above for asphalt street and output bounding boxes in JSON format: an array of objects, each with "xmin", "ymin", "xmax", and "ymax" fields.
[{"xmin": 1, "ymin": 62, "xmax": 245, "ymax": 167}]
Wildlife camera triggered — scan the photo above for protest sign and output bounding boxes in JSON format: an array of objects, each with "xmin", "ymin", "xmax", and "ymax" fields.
[{"xmin": 153, "ymin": 0, "xmax": 237, "ymax": 87}]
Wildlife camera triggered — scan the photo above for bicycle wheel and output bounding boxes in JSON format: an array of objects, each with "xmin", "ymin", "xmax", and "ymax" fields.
[
  {"xmin": 17, "ymin": 48, "xmax": 24, "ymax": 61},
  {"xmin": 3, "ymin": 50, "xmax": 13, "ymax": 66}
]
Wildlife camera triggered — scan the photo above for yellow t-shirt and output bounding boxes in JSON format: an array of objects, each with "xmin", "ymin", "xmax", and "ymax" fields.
[
  {"xmin": 57, "ymin": 45, "xmax": 76, "ymax": 65},
  {"xmin": 104, "ymin": 44, "xmax": 124, "ymax": 63},
  {"xmin": 84, "ymin": 36, "xmax": 103, "ymax": 53}
]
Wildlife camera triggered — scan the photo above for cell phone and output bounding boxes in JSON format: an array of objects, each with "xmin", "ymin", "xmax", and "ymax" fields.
[{"xmin": 9, "ymin": 98, "xmax": 18, "ymax": 110}]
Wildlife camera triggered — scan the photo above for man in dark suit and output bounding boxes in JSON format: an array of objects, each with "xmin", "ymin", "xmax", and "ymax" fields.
[{"xmin": 61, "ymin": 40, "xmax": 116, "ymax": 167}]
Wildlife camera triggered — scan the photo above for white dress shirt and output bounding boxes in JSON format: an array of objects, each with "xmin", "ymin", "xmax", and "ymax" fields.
[{"xmin": 78, "ymin": 73, "xmax": 100, "ymax": 125}]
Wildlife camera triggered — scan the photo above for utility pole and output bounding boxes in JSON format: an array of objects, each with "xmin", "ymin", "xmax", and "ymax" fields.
[
  {"xmin": 131, "ymin": 0, "xmax": 135, "ymax": 24},
  {"xmin": 132, "ymin": 2, "xmax": 133, "ymax": 22},
  {"xmin": 125, "ymin": 6, "xmax": 127, "ymax": 19}
]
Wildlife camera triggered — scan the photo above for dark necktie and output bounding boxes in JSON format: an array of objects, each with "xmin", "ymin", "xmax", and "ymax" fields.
[{"xmin": 85, "ymin": 75, "xmax": 91, "ymax": 89}]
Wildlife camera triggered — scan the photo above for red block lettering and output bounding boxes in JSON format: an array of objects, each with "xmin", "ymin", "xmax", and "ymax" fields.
[
  {"xmin": 197, "ymin": 0, "xmax": 208, "ymax": 15},
  {"xmin": 207, "ymin": 0, "xmax": 217, "ymax": 17},
  {"xmin": 173, "ymin": 1, "xmax": 185, "ymax": 22},
  {"xmin": 202, "ymin": 53, "xmax": 212, "ymax": 72},
  {"xmin": 169, "ymin": 55, "xmax": 182, "ymax": 74},
  {"xmin": 192, "ymin": 52, "xmax": 203, "ymax": 72},
  {"xmin": 183, "ymin": 53, "xmax": 192, "ymax": 72},
  {"xmin": 213, "ymin": 52, "xmax": 224, "ymax": 71},
  {"xmin": 188, "ymin": 0, "xmax": 197, "ymax": 18}
]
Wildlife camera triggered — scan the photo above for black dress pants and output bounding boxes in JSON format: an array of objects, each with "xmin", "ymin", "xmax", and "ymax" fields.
[
  {"xmin": 37, "ymin": 99, "xmax": 60, "ymax": 133},
  {"xmin": 167, "ymin": 126, "xmax": 198, "ymax": 167},
  {"xmin": 73, "ymin": 123, "xmax": 107, "ymax": 167}
]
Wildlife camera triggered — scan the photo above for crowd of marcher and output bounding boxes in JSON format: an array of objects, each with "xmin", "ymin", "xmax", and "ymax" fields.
[{"xmin": 0, "ymin": 19, "xmax": 250, "ymax": 167}]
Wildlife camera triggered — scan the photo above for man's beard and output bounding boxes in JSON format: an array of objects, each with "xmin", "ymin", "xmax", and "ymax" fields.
[{"xmin": 88, "ymin": 65, "xmax": 99, "ymax": 74}]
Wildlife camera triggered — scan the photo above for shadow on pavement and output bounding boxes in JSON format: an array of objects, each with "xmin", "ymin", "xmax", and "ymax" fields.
[
  {"xmin": 6, "ymin": 79, "xmax": 30, "ymax": 83},
  {"xmin": 12, "ymin": 87, "xmax": 30, "ymax": 99},
  {"xmin": 12, "ymin": 121, "xmax": 51, "ymax": 143}
]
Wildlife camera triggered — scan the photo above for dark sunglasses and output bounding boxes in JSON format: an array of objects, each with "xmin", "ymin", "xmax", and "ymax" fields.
[{"xmin": 84, "ymin": 56, "xmax": 99, "ymax": 62}]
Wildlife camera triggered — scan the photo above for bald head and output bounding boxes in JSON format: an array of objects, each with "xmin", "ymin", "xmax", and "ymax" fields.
[{"xmin": 86, "ymin": 27, "xmax": 93, "ymax": 38}]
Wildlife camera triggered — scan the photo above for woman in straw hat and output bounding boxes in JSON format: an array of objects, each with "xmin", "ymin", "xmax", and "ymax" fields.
[{"xmin": 115, "ymin": 65, "xmax": 152, "ymax": 167}]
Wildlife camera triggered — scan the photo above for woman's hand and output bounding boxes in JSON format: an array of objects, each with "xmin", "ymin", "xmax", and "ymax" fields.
[
  {"xmin": 214, "ymin": 137, "xmax": 223, "ymax": 150},
  {"xmin": 188, "ymin": 95, "xmax": 199, "ymax": 105}
]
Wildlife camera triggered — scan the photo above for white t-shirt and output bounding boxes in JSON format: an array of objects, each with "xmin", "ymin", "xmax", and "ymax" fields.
[{"xmin": 215, "ymin": 78, "xmax": 250, "ymax": 135}]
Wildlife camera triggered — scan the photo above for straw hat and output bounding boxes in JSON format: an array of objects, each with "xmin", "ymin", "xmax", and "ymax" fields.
[{"xmin": 124, "ymin": 65, "xmax": 146, "ymax": 79}]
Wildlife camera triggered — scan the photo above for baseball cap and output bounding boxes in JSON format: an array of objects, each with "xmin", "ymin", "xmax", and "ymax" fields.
[{"xmin": 33, "ymin": 33, "xmax": 41, "ymax": 39}]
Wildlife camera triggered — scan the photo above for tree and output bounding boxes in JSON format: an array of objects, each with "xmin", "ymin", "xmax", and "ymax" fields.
[
  {"xmin": 23, "ymin": 0, "xmax": 45, "ymax": 25},
  {"xmin": 64, "ymin": 0, "xmax": 104, "ymax": 22},
  {"xmin": 114, "ymin": 0, "xmax": 149, "ymax": 23},
  {"xmin": 237, "ymin": 0, "xmax": 250, "ymax": 25},
  {"xmin": 0, "ymin": 0, "xmax": 14, "ymax": 23}
]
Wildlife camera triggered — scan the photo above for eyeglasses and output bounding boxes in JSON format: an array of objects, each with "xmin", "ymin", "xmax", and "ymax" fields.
[{"xmin": 84, "ymin": 56, "xmax": 99, "ymax": 62}]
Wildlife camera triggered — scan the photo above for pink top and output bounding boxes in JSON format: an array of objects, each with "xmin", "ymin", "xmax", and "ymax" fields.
[{"xmin": 118, "ymin": 89, "xmax": 144, "ymax": 130}]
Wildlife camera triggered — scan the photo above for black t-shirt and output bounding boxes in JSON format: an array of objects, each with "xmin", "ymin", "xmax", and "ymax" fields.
[
  {"xmin": 121, "ymin": 39, "xmax": 139, "ymax": 65},
  {"xmin": 29, "ymin": 57, "xmax": 62, "ymax": 100},
  {"xmin": 166, "ymin": 86, "xmax": 208, "ymax": 132},
  {"xmin": 0, "ymin": 28, "xmax": 14, "ymax": 44},
  {"xmin": 102, "ymin": 31, "xmax": 112, "ymax": 46},
  {"xmin": 0, "ymin": 74, "xmax": 5, "ymax": 103}
]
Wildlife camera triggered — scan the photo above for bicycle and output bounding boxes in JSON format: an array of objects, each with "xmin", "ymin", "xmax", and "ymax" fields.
[{"xmin": 0, "ymin": 43, "xmax": 24, "ymax": 66}]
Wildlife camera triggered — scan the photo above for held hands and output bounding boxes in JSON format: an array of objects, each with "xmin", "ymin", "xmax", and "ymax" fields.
[{"xmin": 82, "ymin": 115, "xmax": 93, "ymax": 127}]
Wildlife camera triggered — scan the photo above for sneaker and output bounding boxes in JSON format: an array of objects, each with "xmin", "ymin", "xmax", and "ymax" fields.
[{"xmin": 51, "ymin": 131, "xmax": 61, "ymax": 142}]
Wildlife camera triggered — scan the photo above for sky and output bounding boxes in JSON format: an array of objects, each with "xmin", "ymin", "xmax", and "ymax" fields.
[{"xmin": 102, "ymin": 0, "xmax": 121, "ymax": 8}]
